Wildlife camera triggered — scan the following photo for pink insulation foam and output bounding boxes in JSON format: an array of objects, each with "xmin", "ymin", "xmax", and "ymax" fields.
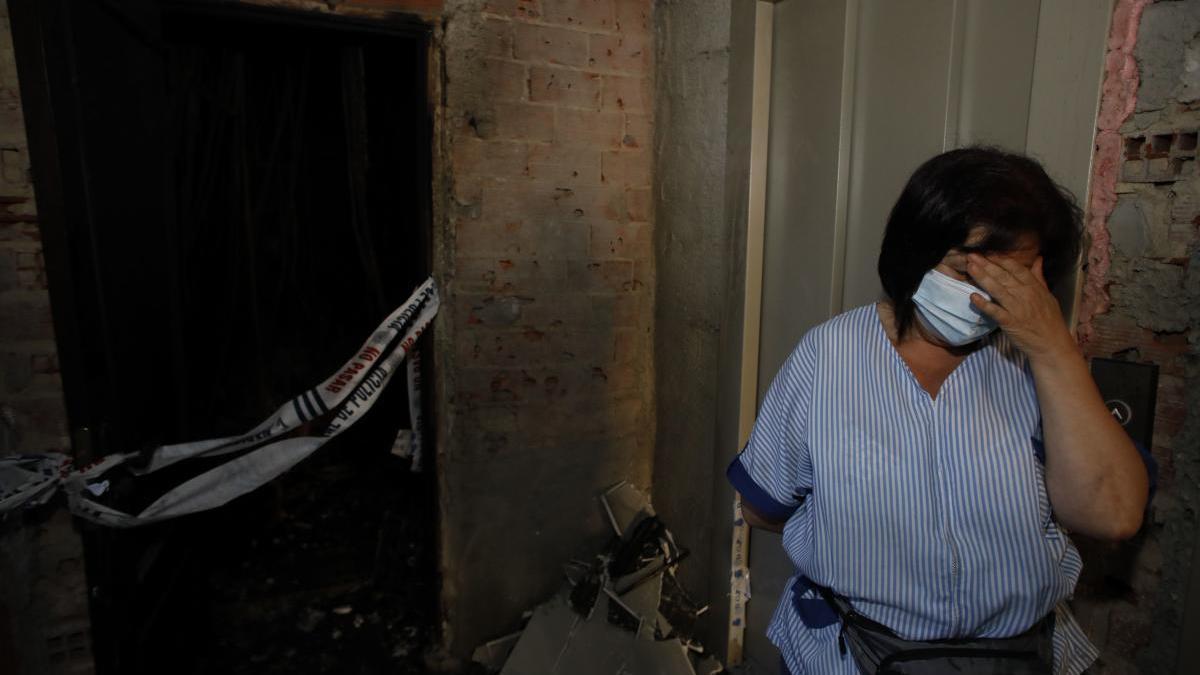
[{"xmin": 1078, "ymin": 0, "xmax": 1150, "ymax": 346}]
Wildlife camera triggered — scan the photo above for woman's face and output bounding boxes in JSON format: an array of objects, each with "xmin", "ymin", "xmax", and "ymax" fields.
[
  {"xmin": 933, "ymin": 227, "xmax": 1041, "ymax": 287},
  {"xmin": 910, "ymin": 227, "xmax": 1042, "ymax": 350}
]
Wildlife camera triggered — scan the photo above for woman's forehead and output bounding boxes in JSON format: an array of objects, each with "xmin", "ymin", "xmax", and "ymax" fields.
[{"xmin": 960, "ymin": 226, "xmax": 1039, "ymax": 253}]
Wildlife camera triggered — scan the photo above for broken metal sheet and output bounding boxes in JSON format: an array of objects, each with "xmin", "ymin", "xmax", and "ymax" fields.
[
  {"xmin": 471, "ymin": 630, "xmax": 522, "ymax": 671},
  {"xmin": 603, "ymin": 587, "xmax": 644, "ymax": 634},
  {"xmin": 552, "ymin": 595, "xmax": 646, "ymax": 675},
  {"xmin": 484, "ymin": 482, "xmax": 720, "ymax": 675},
  {"xmin": 656, "ymin": 611, "xmax": 675, "ymax": 638},
  {"xmin": 600, "ymin": 481, "xmax": 655, "ymax": 538},
  {"xmin": 658, "ymin": 570, "xmax": 705, "ymax": 641},
  {"xmin": 563, "ymin": 559, "xmax": 591, "ymax": 586},
  {"xmin": 613, "ymin": 555, "xmax": 668, "ymax": 595},
  {"xmin": 617, "ymin": 567, "xmax": 663, "ymax": 624},
  {"xmin": 501, "ymin": 592, "xmax": 695, "ymax": 675},
  {"xmin": 610, "ymin": 516, "xmax": 673, "ymax": 580},
  {"xmin": 498, "ymin": 593, "xmax": 584, "ymax": 675},
  {"xmin": 567, "ymin": 557, "xmax": 605, "ymax": 617},
  {"xmin": 694, "ymin": 654, "xmax": 723, "ymax": 675}
]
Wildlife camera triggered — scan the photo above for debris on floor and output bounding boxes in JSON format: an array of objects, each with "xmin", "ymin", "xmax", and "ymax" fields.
[
  {"xmin": 193, "ymin": 453, "xmax": 438, "ymax": 675},
  {"xmin": 473, "ymin": 481, "xmax": 722, "ymax": 675}
]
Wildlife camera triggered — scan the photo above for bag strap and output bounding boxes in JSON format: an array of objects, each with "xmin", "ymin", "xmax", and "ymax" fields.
[
  {"xmin": 806, "ymin": 577, "xmax": 1056, "ymax": 673},
  {"xmin": 806, "ymin": 577, "xmax": 904, "ymax": 664},
  {"xmin": 811, "ymin": 579, "xmax": 898, "ymax": 636}
]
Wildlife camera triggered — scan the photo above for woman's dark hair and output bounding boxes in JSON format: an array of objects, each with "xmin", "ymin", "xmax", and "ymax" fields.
[{"xmin": 878, "ymin": 146, "xmax": 1083, "ymax": 337}]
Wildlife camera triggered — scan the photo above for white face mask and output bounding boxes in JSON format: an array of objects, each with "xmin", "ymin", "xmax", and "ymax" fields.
[{"xmin": 911, "ymin": 269, "xmax": 997, "ymax": 346}]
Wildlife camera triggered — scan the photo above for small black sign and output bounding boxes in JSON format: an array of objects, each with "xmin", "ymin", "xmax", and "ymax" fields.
[
  {"xmin": 1105, "ymin": 399, "xmax": 1133, "ymax": 426},
  {"xmin": 1090, "ymin": 357, "xmax": 1158, "ymax": 450}
]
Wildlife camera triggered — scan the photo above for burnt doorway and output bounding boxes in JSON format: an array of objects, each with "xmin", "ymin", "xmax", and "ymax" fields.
[{"xmin": 10, "ymin": 1, "xmax": 436, "ymax": 673}]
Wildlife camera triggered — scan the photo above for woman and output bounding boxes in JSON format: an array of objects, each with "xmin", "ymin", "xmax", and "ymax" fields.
[{"xmin": 727, "ymin": 147, "xmax": 1149, "ymax": 674}]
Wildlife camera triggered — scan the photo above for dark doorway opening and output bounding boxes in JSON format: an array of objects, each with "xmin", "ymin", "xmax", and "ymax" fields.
[{"xmin": 10, "ymin": 1, "xmax": 437, "ymax": 673}]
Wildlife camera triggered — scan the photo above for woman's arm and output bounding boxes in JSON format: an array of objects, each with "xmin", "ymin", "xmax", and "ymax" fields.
[
  {"xmin": 968, "ymin": 254, "xmax": 1148, "ymax": 541},
  {"xmin": 726, "ymin": 336, "xmax": 818, "ymax": 536},
  {"xmin": 738, "ymin": 494, "xmax": 786, "ymax": 533},
  {"xmin": 1026, "ymin": 341, "xmax": 1147, "ymax": 539}
]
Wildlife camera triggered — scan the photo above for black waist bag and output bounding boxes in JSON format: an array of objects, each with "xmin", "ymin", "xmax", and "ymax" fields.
[{"xmin": 816, "ymin": 585, "xmax": 1055, "ymax": 675}]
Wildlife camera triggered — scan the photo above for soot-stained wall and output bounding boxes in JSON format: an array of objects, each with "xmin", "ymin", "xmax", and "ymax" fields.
[
  {"xmin": 1, "ymin": 0, "xmax": 658, "ymax": 667},
  {"xmin": 437, "ymin": 0, "xmax": 657, "ymax": 658},
  {"xmin": 0, "ymin": 0, "xmax": 66, "ymax": 467},
  {"xmin": 0, "ymin": 5, "xmax": 91, "ymax": 674}
]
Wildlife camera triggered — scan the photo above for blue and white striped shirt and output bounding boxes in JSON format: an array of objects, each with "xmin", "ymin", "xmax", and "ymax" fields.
[{"xmin": 728, "ymin": 305, "xmax": 1098, "ymax": 675}]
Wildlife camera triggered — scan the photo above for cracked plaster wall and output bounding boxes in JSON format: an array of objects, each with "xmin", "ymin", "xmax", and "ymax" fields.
[{"xmin": 1075, "ymin": 0, "xmax": 1200, "ymax": 671}]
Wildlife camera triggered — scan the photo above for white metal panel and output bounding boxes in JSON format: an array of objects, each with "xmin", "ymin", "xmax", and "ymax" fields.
[
  {"xmin": 840, "ymin": 0, "xmax": 957, "ymax": 310},
  {"xmin": 746, "ymin": 0, "xmax": 851, "ymax": 668},
  {"xmin": 1024, "ymin": 0, "xmax": 1114, "ymax": 322},
  {"xmin": 957, "ymin": 0, "xmax": 1042, "ymax": 149},
  {"xmin": 1026, "ymin": 0, "xmax": 1113, "ymax": 203},
  {"xmin": 757, "ymin": 0, "xmax": 854, "ymax": 392}
]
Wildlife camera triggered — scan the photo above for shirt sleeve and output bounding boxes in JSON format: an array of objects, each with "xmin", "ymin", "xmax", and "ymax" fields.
[{"xmin": 726, "ymin": 334, "xmax": 816, "ymax": 523}]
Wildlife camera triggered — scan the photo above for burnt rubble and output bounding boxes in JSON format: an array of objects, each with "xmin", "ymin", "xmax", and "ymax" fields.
[{"xmin": 472, "ymin": 482, "xmax": 723, "ymax": 675}]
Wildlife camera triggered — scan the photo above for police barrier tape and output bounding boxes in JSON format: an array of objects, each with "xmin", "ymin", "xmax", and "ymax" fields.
[
  {"xmin": 0, "ymin": 277, "xmax": 439, "ymax": 527},
  {"xmin": 389, "ymin": 346, "xmax": 426, "ymax": 470}
]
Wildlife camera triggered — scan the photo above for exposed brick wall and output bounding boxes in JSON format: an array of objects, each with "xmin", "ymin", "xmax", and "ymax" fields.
[
  {"xmin": 0, "ymin": 3, "xmax": 67, "ymax": 457},
  {"xmin": 437, "ymin": 0, "xmax": 655, "ymax": 657},
  {"xmin": 0, "ymin": 510, "xmax": 94, "ymax": 675},
  {"xmin": 0, "ymin": 6, "xmax": 92, "ymax": 675},
  {"xmin": 239, "ymin": 0, "xmax": 443, "ymax": 18},
  {"xmin": 1073, "ymin": 0, "xmax": 1200, "ymax": 671}
]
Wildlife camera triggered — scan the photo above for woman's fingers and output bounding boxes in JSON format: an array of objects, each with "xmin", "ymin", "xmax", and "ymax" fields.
[
  {"xmin": 971, "ymin": 292, "xmax": 1012, "ymax": 324},
  {"xmin": 989, "ymin": 254, "xmax": 1039, "ymax": 285},
  {"xmin": 964, "ymin": 254, "xmax": 1071, "ymax": 360},
  {"xmin": 966, "ymin": 254, "xmax": 1018, "ymax": 302}
]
